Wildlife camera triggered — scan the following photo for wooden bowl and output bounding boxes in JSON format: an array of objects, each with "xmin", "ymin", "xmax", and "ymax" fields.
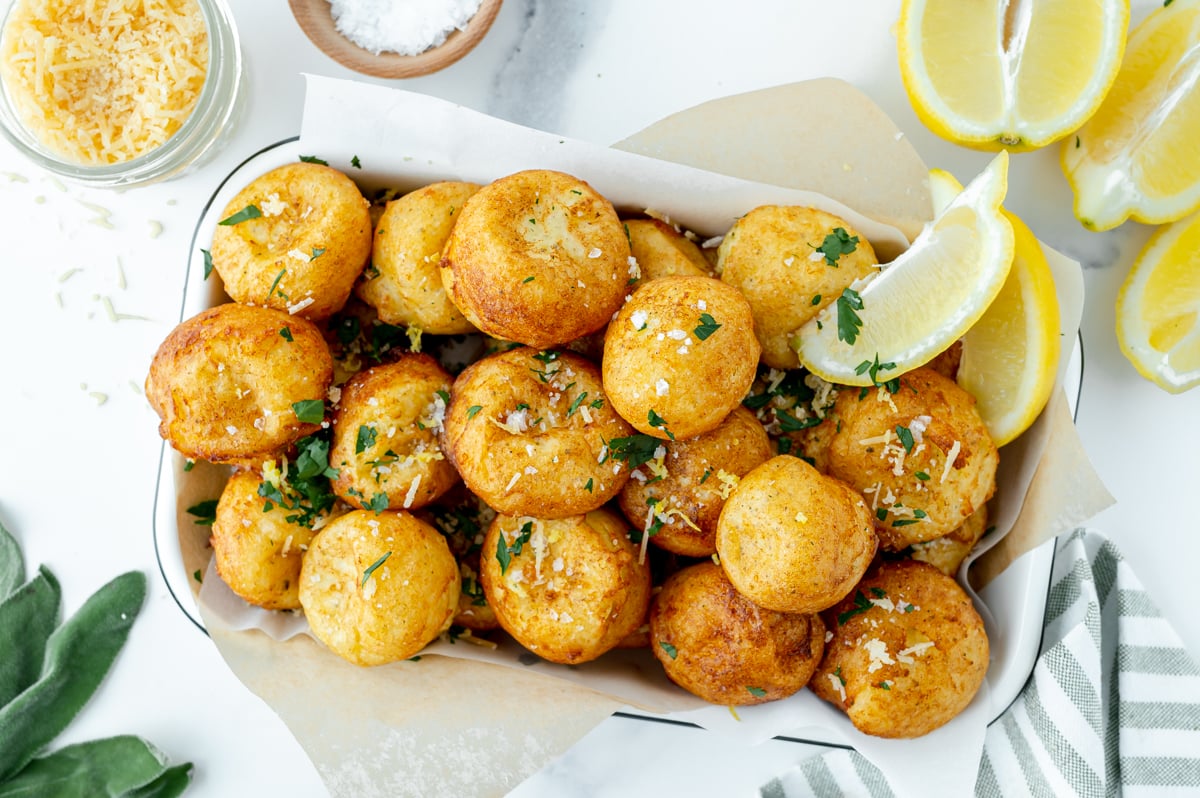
[{"xmin": 289, "ymin": 0, "xmax": 503, "ymax": 79}]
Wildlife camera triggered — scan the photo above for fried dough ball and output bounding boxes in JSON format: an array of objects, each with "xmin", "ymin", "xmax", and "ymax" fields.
[
  {"xmin": 357, "ymin": 181, "xmax": 480, "ymax": 334},
  {"xmin": 299, "ymin": 510, "xmax": 459, "ymax": 666},
  {"xmin": 821, "ymin": 367, "xmax": 998, "ymax": 550},
  {"xmin": 650, "ymin": 562, "xmax": 825, "ymax": 705},
  {"xmin": 908, "ymin": 506, "xmax": 989, "ymax": 577},
  {"xmin": 479, "ymin": 510, "xmax": 651, "ymax": 664},
  {"xmin": 716, "ymin": 455, "xmax": 876, "ymax": 614},
  {"xmin": 441, "ymin": 348, "xmax": 633, "ymax": 519},
  {"xmin": 146, "ymin": 303, "xmax": 333, "ymax": 464},
  {"xmin": 619, "ymin": 407, "xmax": 771, "ymax": 557},
  {"xmin": 210, "ymin": 162, "xmax": 372, "ymax": 320},
  {"xmin": 812, "ymin": 560, "xmax": 989, "ymax": 738},
  {"xmin": 441, "ymin": 170, "xmax": 628, "ymax": 348},
  {"xmin": 330, "ymin": 354, "xmax": 459, "ymax": 512},
  {"xmin": 625, "ymin": 218, "xmax": 711, "ymax": 288},
  {"xmin": 717, "ymin": 206, "xmax": 878, "ymax": 369},
  {"xmin": 603, "ymin": 276, "xmax": 760, "ymax": 440},
  {"xmin": 425, "ymin": 487, "xmax": 500, "ymax": 632}
]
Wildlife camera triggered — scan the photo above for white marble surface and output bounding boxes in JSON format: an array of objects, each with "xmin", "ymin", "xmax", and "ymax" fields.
[{"xmin": 0, "ymin": 1, "xmax": 1197, "ymax": 797}]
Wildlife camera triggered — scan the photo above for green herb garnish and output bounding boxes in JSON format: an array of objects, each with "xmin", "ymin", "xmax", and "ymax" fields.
[
  {"xmin": 746, "ymin": 686, "xmax": 767, "ymax": 698},
  {"xmin": 607, "ymin": 434, "xmax": 660, "ymax": 468},
  {"xmin": 467, "ymin": 405, "xmax": 482, "ymax": 419},
  {"xmin": 837, "ymin": 590, "xmax": 874, "ymax": 625},
  {"xmin": 218, "ymin": 205, "xmax": 262, "ymax": 226},
  {"xmin": 309, "ymin": 247, "xmax": 326, "ymax": 261},
  {"xmin": 814, "ymin": 227, "xmax": 859, "ymax": 266},
  {"xmin": 355, "ymin": 425, "xmax": 377, "ymax": 454},
  {"xmin": 776, "ymin": 409, "xmax": 821, "ymax": 433},
  {"xmin": 496, "ymin": 521, "xmax": 534, "ymax": 574},
  {"xmin": 584, "ymin": 478, "xmax": 594, "ymax": 493},
  {"xmin": 694, "ymin": 313, "xmax": 721, "ymax": 341},
  {"xmin": 811, "ymin": 294, "xmax": 821, "ymax": 306},
  {"xmin": 201, "ymin": 248, "xmax": 214, "ymax": 280},
  {"xmin": 836, "ymin": 287, "xmax": 864, "ymax": 345},
  {"xmin": 280, "ymin": 327, "xmax": 293, "ymax": 342},
  {"xmin": 299, "ymin": 155, "xmax": 328, "ymax": 165},
  {"xmin": 647, "ymin": 409, "xmax": 674, "ymax": 440},
  {"xmin": 659, "ymin": 641, "xmax": 678, "ymax": 659},
  {"xmin": 362, "ymin": 551, "xmax": 391, "ymax": 585},
  {"xmin": 186, "ymin": 500, "xmax": 218, "ymax": 526},
  {"xmin": 267, "ymin": 268, "xmax": 287, "ymax": 299},
  {"xmin": 915, "ymin": 471, "xmax": 930, "ymax": 481},
  {"xmin": 523, "ymin": 275, "xmax": 536, "ymax": 283},
  {"xmin": 292, "ymin": 399, "xmax": 325, "ymax": 424},
  {"xmin": 351, "ymin": 155, "xmax": 361, "ymax": 169},
  {"xmin": 854, "ymin": 353, "xmax": 899, "ymax": 393},
  {"xmin": 895, "ymin": 424, "xmax": 914, "ymax": 453}
]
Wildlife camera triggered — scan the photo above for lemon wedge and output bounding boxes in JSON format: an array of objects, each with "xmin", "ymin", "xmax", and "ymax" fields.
[
  {"xmin": 929, "ymin": 170, "xmax": 1061, "ymax": 445},
  {"xmin": 1062, "ymin": 0, "xmax": 1200, "ymax": 230},
  {"xmin": 793, "ymin": 153, "xmax": 1014, "ymax": 387},
  {"xmin": 1116, "ymin": 209, "xmax": 1200, "ymax": 393},
  {"xmin": 897, "ymin": 0, "xmax": 1128, "ymax": 151}
]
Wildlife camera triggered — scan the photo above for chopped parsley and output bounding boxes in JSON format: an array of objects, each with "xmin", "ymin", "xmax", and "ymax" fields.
[
  {"xmin": 659, "ymin": 641, "xmax": 678, "ymax": 660},
  {"xmin": 218, "ymin": 204, "xmax": 262, "ymax": 226},
  {"xmin": 854, "ymin": 353, "xmax": 899, "ymax": 393},
  {"xmin": 895, "ymin": 424, "xmax": 915, "ymax": 453},
  {"xmin": 355, "ymin": 425, "xmax": 377, "ymax": 454},
  {"xmin": 567, "ymin": 392, "xmax": 589, "ymax": 416},
  {"xmin": 279, "ymin": 326, "xmax": 294, "ymax": 342},
  {"xmin": 466, "ymin": 405, "xmax": 482, "ymax": 419},
  {"xmin": 811, "ymin": 294, "xmax": 821, "ymax": 306},
  {"xmin": 915, "ymin": 471, "xmax": 931, "ymax": 481},
  {"xmin": 590, "ymin": 398, "xmax": 604, "ymax": 410},
  {"xmin": 891, "ymin": 518, "xmax": 920, "ymax": 527},
  {"xmin": 257, "ymin": 432, "xmax": 339, "ymax": 527},
  {"xmin": 365, "ymin": 491, "xmax": 389, "ymax": 514},
  {"xmin": 496, "ymin": 521, "xmax": 533, "ymax": 574},
  {"xmin": 522, "ymin": 275, "xmax": 536, "ymax": 283},
  {"xmin": 878, "ymin": 682, "xmax": 891, "ymax": 691},
  {"xmin": 584, "ymin": 478, "xmax": 594, "ymax": 493},
  {"xmin": 876, "ymin": 508, "xmax": 889, "ymax": 522},
  {"xmin": 700, "ymin": 469, "xmax": 712, "ymax": 484},
  {"xmin": 836, "ymin": 288, "xmax": 864, "ymax": 345},
  {"xmin": 186, "ymin": 500, "xmax": 218, "ymax": 526},
  {"xmin": 351, "ymin": 155, "xmax": 362, "ymax": 169},
  {"xmin": 201, "ymin": 248, "xmax": 214, "ymax": 280},
  {"xmin": 837, "ymin": 590, "xmax": 874, "ymax": 625},
  {"xmin": 292, "ymin": 399, "xmax": 325, "ymax": 424},
  {"xmin": 607, "ymin": 434, "xmax": 660, "ymax": 468},
  {"xmin": 310, "ymin": 247, "xmax": 326, "ymax": 261},
  {"xmin": 694, "ymin": 313, "xmax": 721, "ymax": 341},
  {"xmin": 183, "ymin": 460, "xmax": 195, "ymax": 472},
  {"xmin": 814, "ymin": 227, "xmax": 860, "ymax": 266},
  {"xmin": 299, "ymin": 155, "xmax": 328, "ymax": 165},
  {"xmin": 870, "ymin": 587, "xmax": 887, "ymax": 598},
  {"xmin": 834, "ymin": 666, "xmax": 846, "ymax": 686},
  {"xmin": 361, "ymin": 551, "xmax": 391, "ymax": 585},
  {"xmin": 193, "ymin": 569, "xmax": 203, "ymax": 584},
  {"xmin": 647, "ymin": 409, "xmax": 674, "ymax": 440},
  {"xmin": 746, "ymin": 686, "xmax": 767, "ymax": 698},
  {"xmin": 268, "ymin": 268, "xmax": 287, "ymax": 299},
  {"xmin": 776, "ymin": 409, "xmax": 821, "ymax": 433},
  {"xmin": 777, "ymin": 437, "xmax": 793, "ymax": 455}
]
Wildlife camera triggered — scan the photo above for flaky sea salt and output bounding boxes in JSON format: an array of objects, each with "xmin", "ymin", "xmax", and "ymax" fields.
[{"xmin": 331, "ymin": 0, "xmax": 484, "ymax": 56}]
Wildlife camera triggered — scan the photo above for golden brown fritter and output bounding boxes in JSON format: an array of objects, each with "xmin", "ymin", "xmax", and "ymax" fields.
[
  {"xmin": 210, "ymin": 162, "xmax": 372, "ymax": 320},
  {"xmin": 145, "ymin": 303, "xmax": 333, "ymax": 464},
  {"xmin": 812, "ymin": 560, "xmax": 989, "ymax": 738},
  {"xmin": 650, "ymin": 562, "xmax": 825, "ymax": 705}
]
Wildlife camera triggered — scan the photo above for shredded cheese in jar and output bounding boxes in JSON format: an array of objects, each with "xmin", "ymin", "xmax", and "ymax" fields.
[{"xmin": 0, "ymin": 0, "xmax": 209, "ymax": 165}]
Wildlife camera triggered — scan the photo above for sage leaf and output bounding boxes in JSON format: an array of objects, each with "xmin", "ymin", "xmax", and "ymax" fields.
[
  {"xmin": 0, "ymin": 521, "xmax": 23, "ymax": 601},
  {"xmin": 0, "ymin": 567, "xmax": 61, "ymax": 708},
  {"xmin": 0, "ymin": 571, "xmax": 146, "ymax": 781},
  {"xmin": 121, "ymin": 763, "xmax": 193, "ymax": 798},
  {"xmin": 0, "ymin": 736, "xmax": 171, "ymax": 798}
]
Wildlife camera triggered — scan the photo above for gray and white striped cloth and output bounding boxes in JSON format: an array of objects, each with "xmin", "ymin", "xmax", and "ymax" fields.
[{"xmin": 761, "ymin": 529, "xmax": 1200, "ymax": 798}]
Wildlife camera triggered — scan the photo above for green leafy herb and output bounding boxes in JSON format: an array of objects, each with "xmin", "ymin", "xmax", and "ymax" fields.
[
  {"xmin": 778, "ymin": 437, "xmax": 793, "ymax": 455},
  {"xmin": 700, "ymin": 469, "xmax": 712, "ymax": 484},
  {"xmin": 201, "ymin": 248, "xmax": 214, "ymax": 280},
  {"xmin": 659, "ymin": 641, "xmax": 678, "ymax": 660},
  {"xmin": 854, "ymin": 353, "xmax": 899, "ymax": 393},
  {"xmin": 351, "ymin": 155, "xmax": 362, "ymax": 169},
  {"xmin": 606, "ymin": 434, "xmax": 660, "ymax": 468},
  {"xmin": 257, "ymin": 433, "xmax": 339, "ymax": 527},
  {"xmin": 186, "ymin": 500, "xmax": 218, "ymax": 526},
  {"xmin": 776, "ymin": 409, "xmax": 821, "ymax": 433},
  {"xmin": 836, "ymin": 288, "xmax": 864, "ymax": 345},
  {"xmin": 365, "ymin": 492, "xmax": 388, "ymax": 514},
  {"xmin": 522, "ymin": 275, "xmax": 536, "ymax": 283},
  {"xmin": 814, "ymin": 227, "xmax": 860, "ymax": 266},
  {"xmin": 299, "ymin": 155, "xmax": 328, "ymax": 165},
  {"xmin": 362, "ymin": 551, "xmax": 392, "ymax": 586},
  {"xmin": 584, "ymin": 478, "xmax": 594, "ymax": 493},
  {"xmin": 891, "ymin": 518, "xmax": 920, "ymax": 527},
  {"xmin": 811, "ymin": 294, "xmax": 821, "ymax": 306},
  {"xmin": 647, "ymin": 409, "xmax": 674, "ymax": 440},
  {"xmin": 835, "ymin": 666, "xmax": 846, "ymax": 686},
  {"xmin": 914, "ymin": 509, "xmax": 927, "ymax": 519},
  {"xmin": 496, "ymin": 521, "xmax": 534, "ymax": 574},
  {"xmin": 467, "ymin": 405, "xmax": 482, "ymax": 419},
  {"xmin": 355, "ymin": 425, "xmax": 377, "ymax": 454},
  {"xmin": 267, "ymin": 268, "xmax": 287, "ymax": 299},
  {"xmin": 183, "ymin": 460, "xmax": 195, "ymax": 472},
  {"xmin": 218, "ymin": 205, "xmax": 262, "ymax": 226},
  {"xmin": 877, "ymin": 506, "xmax": 890, "ymax": 522},
  {"xmin": 567, "ymin": 392, "xmax": 589, "ymax": 416},
  {"xmin": 279, "ymin": 327, "xmax": 293, "ymax": 342},
  {"xmin": 915, "ymin": 471, "xmax": 931, "ymax": 481},
  {"xmin": 590, "ymin": 398, "xmax": 604, "ymax": 410},
  {"xmin": 878, "ymin": 681, "xmax": 892, "ymax": 691},
  {"xmin": 895, "ymin": 424, "xmax": 914, "ymax": 453},
  {"xmin": 694, "ymin": 313, "xmax": 721, "ymax": 341},
  {"xmin": 192, "ymin": 570, "xmax": 202, "ymax": 584},
  {"xmin": 623, "ymin": 222, "xmax": 632, "ymax": 249},
  {"xmin": 904, "ymin": 603, "xmax": 917, "ymax": 613},
  {"xmin": 309, "ymin": 247, "xmax": 326, "ymax": 261},
  {"xmin": 870, "ymin": 587, "xmax": 887, "ymax": 598},
  {"xmin": 292, "ymin": 399, "xmax": 325, "ymax": 424},
  {"xmin": 746, "ymin": 686, "xmax": 767, "ymax": 698},
  {"xmin": 837, "ymin": 590, "xmax": 874, "ymax": 625}
]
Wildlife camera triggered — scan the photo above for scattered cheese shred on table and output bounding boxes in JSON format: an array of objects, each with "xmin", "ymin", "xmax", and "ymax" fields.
[{"xmin": 0, "ymin": 0, "xmax": 209, "ymax": 165}]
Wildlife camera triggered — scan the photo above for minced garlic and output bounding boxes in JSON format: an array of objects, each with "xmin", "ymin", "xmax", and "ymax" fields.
[{"xmin": 0, "ymin": 0, "xmax": 209, "ymax": 165}]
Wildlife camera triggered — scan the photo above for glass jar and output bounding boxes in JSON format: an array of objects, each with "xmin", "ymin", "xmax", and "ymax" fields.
[{"xmin": 0, "ymin": 0, "xmax": 243, "ymax": 188}]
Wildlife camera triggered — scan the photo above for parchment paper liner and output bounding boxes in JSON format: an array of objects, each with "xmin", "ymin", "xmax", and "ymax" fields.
[{"xmin": 173, "ymin": 77, "xmax": 1113, "ymax": 796}]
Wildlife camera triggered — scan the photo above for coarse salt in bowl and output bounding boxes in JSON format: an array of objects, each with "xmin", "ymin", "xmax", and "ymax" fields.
[{"xmin": 0, "ymin": 0, "xmax": 243, "ymax": 188}]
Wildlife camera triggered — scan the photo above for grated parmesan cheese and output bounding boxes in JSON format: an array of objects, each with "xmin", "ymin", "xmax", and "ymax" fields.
[{"xmin": 0, "ymin": 0, "xmax": 209, "ymax": 165}]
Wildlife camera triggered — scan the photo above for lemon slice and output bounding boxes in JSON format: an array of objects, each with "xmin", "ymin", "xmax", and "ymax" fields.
[
  {"xmin": 928, "ymin": 170, "xmax": 1061, "ymax": 445},
  {"xmin": 1116, "ymin": 209, "xmax": 1200, "ymax": 393},
  {"xmin": 898, "ymin": 0, "xmax": 1128, "ymax": 151},
  {"xmin": 793, "ymin": 153, "xmax": 1014, "ymax": 386},
  {"xmin": 1062, "ymin": 0, "xmax": 1200, "ymax": 230}
]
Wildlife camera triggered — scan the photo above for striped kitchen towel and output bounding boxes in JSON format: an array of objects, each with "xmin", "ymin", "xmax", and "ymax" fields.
[{"xmin": 761, "ymin": 529, "xmax": 1200, "ymax": 798}]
